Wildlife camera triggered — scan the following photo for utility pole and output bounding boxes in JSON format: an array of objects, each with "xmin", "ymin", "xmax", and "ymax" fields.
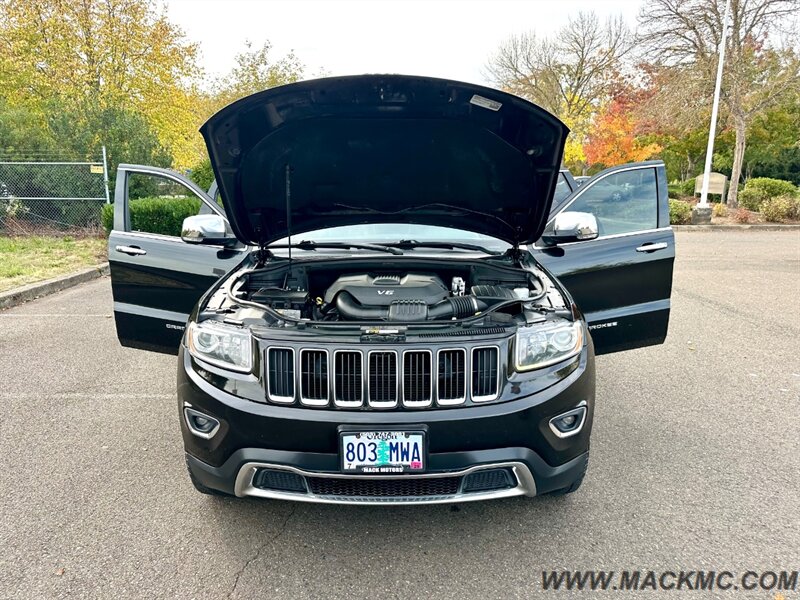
[{"xmin": 696, "ymin": 0, "xmax": 732, "ymax": 219}]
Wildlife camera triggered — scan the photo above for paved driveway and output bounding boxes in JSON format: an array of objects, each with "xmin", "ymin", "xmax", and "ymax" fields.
[{"xmin": 1, "ymin": 230, "xmax": 798, "ymax": 599}]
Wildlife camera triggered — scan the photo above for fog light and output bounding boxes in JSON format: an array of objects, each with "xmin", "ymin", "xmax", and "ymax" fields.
[
  {"xmin": 184, "ymin": 407, "xmax": 220, "ymax": 439},
  {"xmin": 549, "ymin": 403, "xmax": 587, "ymax": 438}
]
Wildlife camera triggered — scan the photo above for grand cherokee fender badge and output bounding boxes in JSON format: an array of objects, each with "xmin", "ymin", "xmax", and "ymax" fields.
[{"xmin": 588, "ymin": 321, "xmax": 617, "ymax": 330}]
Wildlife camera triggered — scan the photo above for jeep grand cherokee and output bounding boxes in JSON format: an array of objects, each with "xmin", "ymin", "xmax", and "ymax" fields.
[{"xmin": 107, "ymin": 75, "xmax": 674, "ymax": 504}]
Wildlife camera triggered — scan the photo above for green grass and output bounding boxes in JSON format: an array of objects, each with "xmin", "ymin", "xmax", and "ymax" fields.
[{"xmin": 0, "ymin": 235, "xmax": 107, "ymax": 293}]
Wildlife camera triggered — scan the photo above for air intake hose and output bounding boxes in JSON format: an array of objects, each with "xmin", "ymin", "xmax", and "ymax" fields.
[{"xmin": 335, "ymin": 292, "xmax": 486, "ymax": 321}]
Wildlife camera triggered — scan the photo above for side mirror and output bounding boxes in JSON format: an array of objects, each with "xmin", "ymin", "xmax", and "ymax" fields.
[
  {"xmin": 541, "ymin": 212, "xmax": 599, "ymax": 246},
  {"xmin": 181, "ymin": 214, "xmax": 237, "ymax": 247}
]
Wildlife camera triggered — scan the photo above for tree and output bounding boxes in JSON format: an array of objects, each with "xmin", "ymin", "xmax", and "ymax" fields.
[
  {"xmin": 0, "ymin": 0, "xmax": 202, "ymax": 169},
  {"xmin": 584, "ymin": 97, "xmax": 662, "ymax": 167},
  {"xmin": 637, "ymin": 0, "xmax": 800, "ymax": 206},
  {"xmin": 208, "ymin": 41, "xmax": 305, "ymax": 114},
  {"xmin": 486, "ymin": 12, "xmax": 633, "ymax": 172}
]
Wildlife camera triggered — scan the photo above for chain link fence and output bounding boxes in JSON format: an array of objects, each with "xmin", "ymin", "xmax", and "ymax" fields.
[{"xmin": 0, "ymin": 149, "xmax": 110, "ymax": 234}]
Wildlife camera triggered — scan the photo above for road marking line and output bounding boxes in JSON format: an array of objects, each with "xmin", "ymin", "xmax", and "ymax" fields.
[
  {"xmin": 0, "ymin": 393, "xmax": 174, "ymax": 400},
  {"xmin": 0, "ymin": 314, "xmax": 111, "ymax": 317}
]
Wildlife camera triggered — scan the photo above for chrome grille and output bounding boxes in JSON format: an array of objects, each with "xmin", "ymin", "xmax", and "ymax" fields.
[
  {"xmin": 300, "ymin": 349, "xmax": 328, "ymax": 406},
  {"xmin": 267, "ymin": 348, "xmax": 294, "ymax": 403},
  {"xmin": 437, "ymin": 349, "xmax": 466, "ymax": 405},
  {"xmin": 334, "ymin": 351, "xmax": 363, "ymax": 407},
  {"xmin": 403, "ymin": 350, "xmax": 432, "ymax": 407},
  {"xmin": 368, "ymin": 351, "xmax": 398, "ymax": 408},
  {"xmin": 265, "ymin": 345, "xmax": 501, "ymax": 408},
  {"xmin": 472, "ymin": 346, "xmax": 499, "ymax": 401}
]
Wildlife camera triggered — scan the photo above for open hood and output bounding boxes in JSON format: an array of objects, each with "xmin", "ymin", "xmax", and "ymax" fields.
[{"xmin": 200, "ymin": 75, "xmax": 568, "ymax": 246}]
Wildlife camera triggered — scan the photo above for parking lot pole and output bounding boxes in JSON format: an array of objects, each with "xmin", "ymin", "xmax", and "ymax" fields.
[{"xmin": 699, "ymin": 0, "xmax": 731, "ymax": 209}]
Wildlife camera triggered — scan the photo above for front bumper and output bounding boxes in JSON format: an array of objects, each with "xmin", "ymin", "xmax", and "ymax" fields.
[{"xmin": 178, "ymin": 343, "xmax": 594, "ymax": 503}]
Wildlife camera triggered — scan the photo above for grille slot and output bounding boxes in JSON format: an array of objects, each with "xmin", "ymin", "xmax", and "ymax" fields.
[
  {"xmin": 334, "ymin": 351, "xmax": 363, "ymax": 407},
  {"xmin": 307, "ymin": 476, "xmax": 460, "ymax": 498},
  {"xmin": 368, "ymin": 351, "xmax": 398, "ymax": 407},
  {"xmin": 267, "ymin": 347, "xmax": 295, "ymax": 403},
  {"xmin": 472, "ymin": 346, "xmax": 500, "ymax": 401},
  {"xmin": 437, "ymin": 349, "xmax": 466, "ymax": 405},
  {"xmin": 300, "ymin": 349, "xmax": 328, "ymax": 406},
  {"xmin": 403, "ymin": 351, "xmax": 432, "ymax": 407}
]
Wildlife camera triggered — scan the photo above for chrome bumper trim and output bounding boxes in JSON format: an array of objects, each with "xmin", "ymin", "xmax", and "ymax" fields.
[{"xmin": 233, "ymin": 461, "xmax": 537, "ymax": 505}]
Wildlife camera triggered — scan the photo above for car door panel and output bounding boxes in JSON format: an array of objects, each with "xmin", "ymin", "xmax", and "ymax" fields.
[
  {"xmin": 109, "ymin": 165, "xmax": 246, "ymax": 354},
  {"xmin": 534, "ymin": 162, "xmax": 674, "ymax": 355}
]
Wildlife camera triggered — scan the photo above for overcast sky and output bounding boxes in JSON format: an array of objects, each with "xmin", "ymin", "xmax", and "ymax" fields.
[{"xmin": 165, "ymin": 0, "xmax": 642, "ymax": 86}]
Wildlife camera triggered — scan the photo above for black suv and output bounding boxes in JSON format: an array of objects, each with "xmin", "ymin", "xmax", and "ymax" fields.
[{"xmin": 108, "ymin": 75, "xmax": 674, "ymax": 504}]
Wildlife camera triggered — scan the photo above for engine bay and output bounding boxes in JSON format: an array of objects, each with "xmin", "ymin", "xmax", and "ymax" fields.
[{"xmin": 211, "ymin": 256, "xmax": 569, "ymax": 327}]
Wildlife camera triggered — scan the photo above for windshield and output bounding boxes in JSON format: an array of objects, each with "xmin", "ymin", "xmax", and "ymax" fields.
[{"xmin": 270, "ymin": 224, "xmax": 511, "ymax": 251}]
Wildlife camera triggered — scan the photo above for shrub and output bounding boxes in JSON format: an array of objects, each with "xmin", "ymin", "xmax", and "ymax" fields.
[
  {"xmin": 761, "ymin": 195, "xmax": 800, "ymax": 223},
  {"xmin": 737, "ymin": 188, "xmax": 766, "ymax": 211},
  {"xmin": 667, "ymin": 183, "xmax": 682, "ymax": 199},
  {"xmin": 101, "ymin": 203, "xmax": 114, "ymax": 232},
  {"xmin": 679, "ymin": 178, "xmax": 697, "ymax": 196},
  {"xmin": 669, "ymin": 199, "xmax": 693, "ymax": 224},
  {"xmin": 733, "ymin": 208, "xmax": 753, "ymax": 224},
  {"xmin": 100, "ymin": 196, "xmax": 200, "ymax": 236},
  {"xmin": 745, "ymin": 177, "xmax": 797, "ymax": 200},
  {"xmin": 712, "ymin": 203, "xmax": 728, "ymax": 218}
]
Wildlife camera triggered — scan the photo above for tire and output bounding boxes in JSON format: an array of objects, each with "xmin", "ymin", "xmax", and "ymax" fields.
[
  {"xmin": 186, "ymin": 457, "xmax": 230, "ymax": 497},
  {"xmin": 549, "ymin": 450, "xmax": 589, "ymax": 496}
]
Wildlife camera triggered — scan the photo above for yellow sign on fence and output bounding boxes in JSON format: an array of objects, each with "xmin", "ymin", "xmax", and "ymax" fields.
[{"xmin": 90, "ymin": 165, "xmax": 104, "ymax": 174}]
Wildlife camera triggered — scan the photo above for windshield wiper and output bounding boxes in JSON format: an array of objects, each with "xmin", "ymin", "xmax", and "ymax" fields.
[
  {"xmin": 269, "ymin": 240, "xmax": 403, "ymax": 255},
  {"xmin": 387, "ymin": 239, "xmax": 502, "ymax": 255}
]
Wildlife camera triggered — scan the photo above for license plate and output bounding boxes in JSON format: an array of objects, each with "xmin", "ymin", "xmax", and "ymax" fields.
[{"xmin": 340, "ymin": 430, "xmax": 425, "ymax": 474}]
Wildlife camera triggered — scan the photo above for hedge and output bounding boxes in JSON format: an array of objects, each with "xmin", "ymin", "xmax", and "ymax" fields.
[
  {"xmin": 745, "ymin": 177, "xmax": 797, "ymax": 199},
  {"xmin": 761, "ymin": 196, "xmax": 800, "ymax": 222},
  {"xmin": 101, "ymin": 196, "xmax": 201, "ymax": 236},
  {"xmin": 737, "ymin": 188, "xmax": 766, "ymax": 211},
  {"xmin": 669, "ymin": 199, "xmax": 693, "ymax": 224}
]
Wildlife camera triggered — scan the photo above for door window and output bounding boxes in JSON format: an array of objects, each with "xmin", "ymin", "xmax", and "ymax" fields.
[
  {"xmin": 127, "ymin": 172, "xmax": 207, "ymax": 237},
  {"xmin": 563, "ymin": 168, "xmax": 658, "ymax": 236},
  {"xmin": 553, "ymin": 172, "xmax": 572, "ymax": 203}
]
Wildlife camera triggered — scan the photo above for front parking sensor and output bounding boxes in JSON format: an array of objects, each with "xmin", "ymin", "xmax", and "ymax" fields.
[
  {"xmin": 549, "ymin": 402, "xmax": 587, "ymax": 438},
  {"xmin": 184, "ymin": 407, "xmax": 221, "ymax": 439}
]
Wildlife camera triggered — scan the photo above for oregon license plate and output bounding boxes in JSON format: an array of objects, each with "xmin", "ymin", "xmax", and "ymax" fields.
[{"xmin": 340, "ymin": 430, "xmax": 426, "ymax": 474}]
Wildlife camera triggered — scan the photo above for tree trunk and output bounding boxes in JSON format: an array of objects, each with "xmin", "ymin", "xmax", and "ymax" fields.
[{"xmin": 727, "ymin": 116, "xmax": 747, "ymax": 208}]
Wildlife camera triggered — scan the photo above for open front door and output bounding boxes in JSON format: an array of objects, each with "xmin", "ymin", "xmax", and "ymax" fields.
[
  {"xmin": 108, "ymin": 165, "xmax": 246, "ymax": 354},
  {"xmin": 534, "ymin": 161, "xmax": 675, "ymax": 355}
]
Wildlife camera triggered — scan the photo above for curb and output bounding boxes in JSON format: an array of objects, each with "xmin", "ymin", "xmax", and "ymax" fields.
[
  {"xmin": 0, "ymin": 263, "xmax": 110, "ymax": 310},
  {"xmin": 673, "ymin": 224, "xmax": 800, "ymax": 231}
]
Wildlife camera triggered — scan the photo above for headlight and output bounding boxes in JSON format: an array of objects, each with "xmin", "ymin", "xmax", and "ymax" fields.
[
  {"xmin": 187, "ymin": 321, "xmax": 253, "ymax": 372},
  {"xmin": 514, "ymin": 320, "xmax": 583, "ymax": 371}
]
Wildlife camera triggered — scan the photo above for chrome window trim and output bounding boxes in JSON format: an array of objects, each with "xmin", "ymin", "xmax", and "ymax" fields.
[
  {"xmin": 298, "ymin": 348, "xmax": 330, "ymax": 407},
  {"xmin": 401, "ymin": 349, "xmax": 434, "ymax": 408},
  {"xmin": 470, "ymin": 345, "xmax": 501, "ymax": 403},
  {"xmin": 367, "ymin": 349, "xmax": 399, "ymax": 408},
  {"xmin": 435, "ymin": 347, "xmax": 467, "ymax": 406},
  {"xmin": 332, "ymin": 349, "xmax": 364, "ymax": 408},
  {"xmin": 532, "ymin": 226, "xmax": 672, "ymax": 250},
  {"xmin": 234, "ymin": 461, "xmax": 537, "ymax": 505},
  {"xmin": 265, "ymin": 346, "xmax": 296, "ymax": 404}
]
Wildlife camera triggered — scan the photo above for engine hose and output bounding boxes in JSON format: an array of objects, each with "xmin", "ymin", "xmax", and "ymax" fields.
[{"xmin": 335, "ymin": 292, "xmax": 487, "ymax": 321}]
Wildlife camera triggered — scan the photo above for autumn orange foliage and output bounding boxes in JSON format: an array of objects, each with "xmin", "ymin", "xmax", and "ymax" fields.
[{"xmin": 584, "ymin": 98, "xmax": 662, "ymax": 167}]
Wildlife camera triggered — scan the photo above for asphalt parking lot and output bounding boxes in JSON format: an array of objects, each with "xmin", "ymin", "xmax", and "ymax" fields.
[{"xmin": 1, "ymin": 229, "xmax": 798, "ymax": 599}]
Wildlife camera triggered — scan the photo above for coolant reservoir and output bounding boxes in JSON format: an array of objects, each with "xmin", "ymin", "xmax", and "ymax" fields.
[{"xmin": 513, "ymin": 287, "xmax": 530, "ymax": 300}]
